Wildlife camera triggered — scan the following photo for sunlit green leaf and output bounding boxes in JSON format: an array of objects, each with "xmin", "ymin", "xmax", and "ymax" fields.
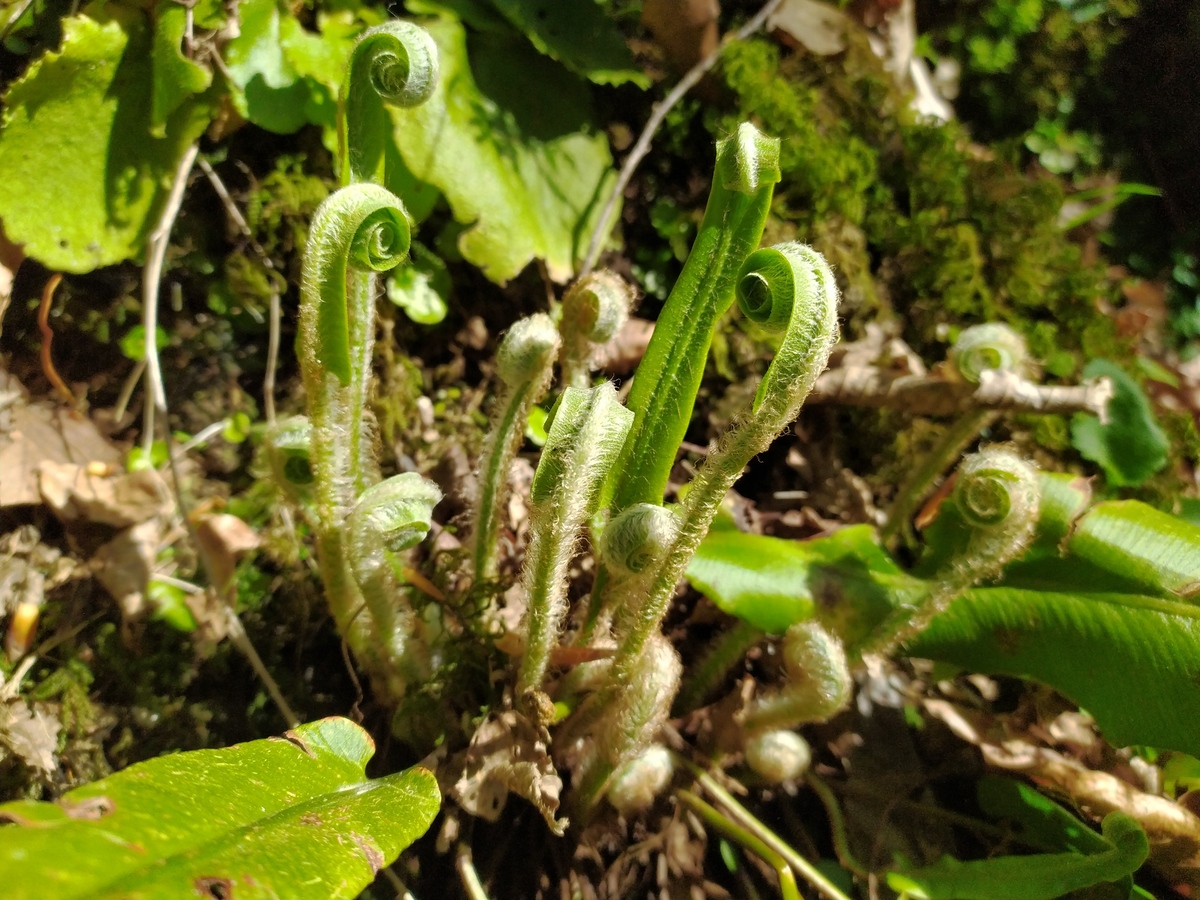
[
  {"xmin": 489, "ymin": 0, "xmax": 648, "ymax": 87},
  {"xmin": 150, "ymin": 3, "xmax": 212, "ymax": 136},
  {"xmin": 222, "ymin": 0, "xmax": 311, "ymax": 134},
  {"xmin": 1070, "ymin": 359, "xmax": 1168, "ymax": 487},
  {"xmin": 390, "ymin": 11, "xmax": 616, "ymax": 283},
  {"xmin": 386, "ymin": 242, "xmax": 451, "ymax": 324},
  {"xmin": 887, "ymin": 812, "xmax": 1147, "ymax": 900},
  {"xmin": 687, "ymin": 525, "xmax": 918, "ymax": 637},
  {"xmin": 0, "ymin": 5, "xmax": 212, "ymax": 272},
  {"xmin": 0, "ymin": 718, "xmax": 440, "ymax": 899},
  {"xmin": 689, "ymin": 496, "xmax": 1200, "ymax": 754},
  {"xmin": 909, "ymin": 583, "xmax": 1200, "ymax": 754}
]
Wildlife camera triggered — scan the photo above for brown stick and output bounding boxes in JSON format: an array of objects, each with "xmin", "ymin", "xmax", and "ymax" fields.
[
  {"xmin": 809, "ymin": 366, "xmax": 1113, "ymax": 421},
  {"xmin": 36, "ymin": 273, "xmax": 74, "ymax": 406}
]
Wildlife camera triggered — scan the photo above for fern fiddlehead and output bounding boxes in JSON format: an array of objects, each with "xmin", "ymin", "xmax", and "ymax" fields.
[
  {"xmin": 612, "ymin": 243, "xmax": 839, "ymax": 675},
  {"xmin": 340, "ymin": 21, "xmax": 439, "ymax": 186},
  {"xmin": 558, "ymin": 270, "xmax": 632, "ymax": 390},
  {"xmin": 882, "ymin": 324, "xmax": 1028, "ymax": 543},
  {"xmin": 298, "ymin": 183, "xmax": 421, "ymax": 696},
  {"xmin": 861, "ymin": 448, "xmax": 1039, "ymax": 658},
  {"xmin": 472, "ymin": 314, "xmax": 561, "ymax": 582}
]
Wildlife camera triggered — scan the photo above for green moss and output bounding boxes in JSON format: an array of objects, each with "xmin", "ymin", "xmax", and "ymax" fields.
[{"xmin": 714, "ymin": 34, "xmax": 1125, "ymax": 372}]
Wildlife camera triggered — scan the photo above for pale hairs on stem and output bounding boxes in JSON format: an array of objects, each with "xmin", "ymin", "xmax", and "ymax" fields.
[
  {"xmin": 862, "ymin": 447, "xmax": 1039, "ymax": 659},
  {"xmin": 471, "ymin": 314, "xmax": 560, "ymax": 583}
]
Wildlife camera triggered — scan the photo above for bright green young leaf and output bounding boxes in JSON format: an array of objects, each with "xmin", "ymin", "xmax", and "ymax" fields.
[
  {"xmin": 390, "ymin": 12, "xmax": 616, "ymax": 283},
  {"xmin": 386, "ymin": 243, "xmax": 451, "ymax": 324},
  {"xmin": 119, "ymin": 324, "xmax": 169, "ymax": 362},
  {"xmin": 0, "ymin": 717, "xmax": 440, "ymax": 899},
  {"xmin": 0, "ymin": 5, "xmax": 212, "ymax": 273},
  {"xmin": 147, "ymin": 578, "xmax": 198, "ymax": 632},
  {"xmin": 150, "ymin": 3, "xmax": 212, "ymax": 136},
  {"xmin": 886, "ymin": 811, "xmax": 1147, "ymax": 900},
  {"xmin": 1070, "ymin": 359, "xmax": 1168, "ymax": 487},
  {"xmin": 488, "ymin": 0, "xmax": 648, "ymax": 87}
]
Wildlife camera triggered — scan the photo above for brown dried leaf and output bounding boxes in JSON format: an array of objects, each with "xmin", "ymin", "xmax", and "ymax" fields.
[
  {"xmin": 2, "ymin": 700, "xmax": 60, "ymax": 773},
  {"xmin": 451, "ymin": 710, "xmax": 567, "ymax": 835},
  {"xmin": 39, "ymin": 461, "xmax": 167, "ymax": 528},
  {"xmin": 194, "ymin": 512, "xmax": 260, "ymax": 593},
  {"xmin": 768, "ymin": 0, "xmax": 850, "ymax": 56},
  {"xmin": 594, "ymin": 317, "xmax": 655, "ymax": 376},
  {"xmin": 642, "ymin": 0, "xmax": 720, "ymax": 71},
  {"xmin": 92, "ymin": 518, "xmax": 162, "ymax": 619},
  {"xmin": 0, "ymin": 372, "xmax": 121, "ymax": 508}
]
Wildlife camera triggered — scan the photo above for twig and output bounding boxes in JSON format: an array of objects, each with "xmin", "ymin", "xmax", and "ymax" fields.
[
  {"xmin": 112, "ymin": 359, "xmax": 147, "ymax": 425},
  {"xmin": 690, "ymin": 766, "xmax": 855, "ymax": 900},
  {"xmin": 679, "ymin": 789, "xmax": 803, "ymax": 900},
  {"xmin": 36, "ymin": 274, "xmax": 75, "ymax": 406},
  {"xmin": 143, "ymin": 143, "xmax": 199, "ymax": 454},
  {"xmin": 142, "ymin": 144, "xmax": 300, "ymax": 728},
  {"xmin": 196, "ymin": 156, "xmax": 282, "ymax": 425},
  {"xmin": 455, "ymin": 842, "xmax": 492, "ymax": 900},
  {"xmin": 0, "ymin": 0, "xmax": 36, "ymax": 42},
  {"xmin": 580, "ymin": 0, "xmax": 785, "ymax": 276},
  {"xmin": 809, "ymin": 367, "xmax": 1114, "ymax": 420},
  {"xmin": 173, "ymin": 417, "xmax": 230, "ymax": 458}
]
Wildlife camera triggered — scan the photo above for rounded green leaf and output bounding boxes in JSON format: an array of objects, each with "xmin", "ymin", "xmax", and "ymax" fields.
[
  {"xmin": 0, "ymin": 6, "xmax": 212, "ymax": 272},
  {"xmin": 1070, "ymin": 359, "xmax": 1168, "ymax": 487},
  {"xmin": 0, "ymin": 718, "xmax": 440, "ymax": 899}
]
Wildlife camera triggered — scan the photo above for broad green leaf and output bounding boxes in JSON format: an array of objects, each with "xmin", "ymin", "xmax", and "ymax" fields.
[
  {"xmin": 0, "ymin": 5, "xmax": 212, "ymax": 273},
  {"xmin": 908, "ymin": 583, "xmax": 1200, "ymax": 754},
  {"xmin": 887, "ymin": 812, "xmax": 1147, "ymax": 900},
  {"xmin": 489, "ymin": 0, "xmax": 648, "ymax": 87},
  {"xmin": 1070, "ymin": 359, "xmax": 1168, "ymax": 487},
  {"xmin": 690, "ymin": 501, "xmax": 1200, "ymax": 753},
  {"xmin": 686, "ymin": 526, "xmax": 919, "ymax": 637},
  {"xmin": 387, "ymin": 243, "xmax": 451, "ymax": 324},
  {"xmin": 0, "ymin": 717, "xmax": 440, "ymax": 899},
  {"xmin": 279, "ymin": 10, "xmax": 363, "ymax": 133},
  {"xmin": 390, "ymin": 12, "xmax": 616, "ymax": 283},
  {"xmin": 150, "ymin": 3, "xmax": 212, "ymax": 135},
  {"xmin": 223, "ymin": 0, "xmax": 311, "ymax": 134}
]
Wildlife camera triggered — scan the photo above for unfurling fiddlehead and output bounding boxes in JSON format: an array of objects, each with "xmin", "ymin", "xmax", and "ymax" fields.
[
  {"xmin": 572, "ymin": 243, "xmax": 838, "ymax": 806},
  {"xmin": 575, "ymin": 633, "xmax": 681, "ymax": 814},
  {"xmin": 340, "ymin": 21, "xmax": 439, "ymax": 186},
  {"xmin": 558, "ymin": 270, "xmax": 632, "ymax": 390},
  {"xmin": 583, "ymin": 122, "xmax": 781, "ymax": 638},
  {"xmin": 862, "ymin": 448, "xmax": 1039, "ymax": 658},
  {"xmin": 265, "ymin": 415, "xmax": 315, "ymax": 504},
  {"xmin": 298, "ymin": 182, "xmax": 430, "ymax": 698},
  {"xmin": 949, "ymin": 323, "xmax": 1028, "ymax": 384},
  {"xmin": 882, "ymin": 324, "xmax": 1029, "ymax": 544},
  {"xmin": 517, "ymin": 385, "xmax": 633, "ymax": 712},
  {"xmin": 742, "ymin": 621, "xmax": 851, "ymax": 784},
  {"xmin": 606, "ymin": 242, "xmax": 839, "ymax": 686},
  {"xmin": 471, "ymin": 314, "xmax": 561, "ymax": 582},
  {"xmin": 347, "ymin": 474, "xmax": 444, "ymax": 693}
]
